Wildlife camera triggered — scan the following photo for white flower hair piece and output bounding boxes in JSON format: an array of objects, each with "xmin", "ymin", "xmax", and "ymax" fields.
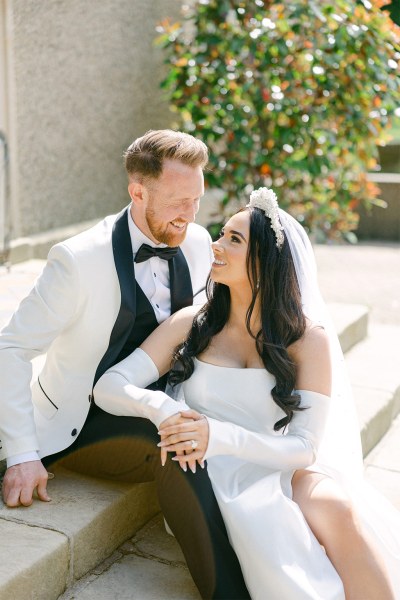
[{"xmin": 246, "ymin": 187, "xmax": 284, "ymax": 249}]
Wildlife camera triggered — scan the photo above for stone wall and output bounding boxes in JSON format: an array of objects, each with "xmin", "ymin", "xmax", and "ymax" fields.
[
  {"xmin": 358, "ymin": 173, "xmax": 400, "ymax": 242},
  {"xmin": 3, "ymin": 0, "xmax": 181, "ymax": 239}
]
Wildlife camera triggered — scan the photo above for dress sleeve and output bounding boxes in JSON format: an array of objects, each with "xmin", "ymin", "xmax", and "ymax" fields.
[
  {"xmin": 93, "ymin": 348, "xmax": 191, "ymax": 428},
  {"xmin": 203, "ymin": 390, "xmax": 330, "ymax": 470}
]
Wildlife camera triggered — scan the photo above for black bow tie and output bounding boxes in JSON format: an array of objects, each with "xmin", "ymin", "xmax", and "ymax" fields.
[{"xmin": 134, "ymin": 243, "xmax": 179, "ymax": 264}]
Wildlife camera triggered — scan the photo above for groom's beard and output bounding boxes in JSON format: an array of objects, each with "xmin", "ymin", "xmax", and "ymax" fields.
[{"xmin": 145, "ymin": 208, "xmax": 188, "ymax": 247}]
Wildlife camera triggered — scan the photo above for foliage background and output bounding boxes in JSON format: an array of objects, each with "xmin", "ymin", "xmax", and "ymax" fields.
[
  {"xmin": 381, "ymin": 0, "xmax": 400, "ymax": 27},
  {"xmin": 157, "ymin": 0, "xmax": 400, "ymax": 240}
]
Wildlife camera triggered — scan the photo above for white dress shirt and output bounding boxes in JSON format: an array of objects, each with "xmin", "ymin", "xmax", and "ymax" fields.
[{"xmin": 128, "ymin": 210, "xmax": 172, "ymax": 324}]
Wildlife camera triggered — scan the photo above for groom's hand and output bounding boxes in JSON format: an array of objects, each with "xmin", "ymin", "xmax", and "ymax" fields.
[{"xmin": 2, "ymin": 460, "xmax": 51, "ymax": 507}]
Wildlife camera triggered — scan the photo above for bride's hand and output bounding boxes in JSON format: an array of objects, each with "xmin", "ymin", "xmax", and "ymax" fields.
[
  {"xmin": 158, "ymin": 412, "xmax": 199, "ymax": 473},
  {"xmin": 158, "ymin": 409, "xmax": 209, "ymax": 465}
]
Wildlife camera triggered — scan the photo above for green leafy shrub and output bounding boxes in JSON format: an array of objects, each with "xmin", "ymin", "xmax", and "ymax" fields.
[{"xmin": 157, "ymin": 0, "xmax": 400, "ymax": 240}]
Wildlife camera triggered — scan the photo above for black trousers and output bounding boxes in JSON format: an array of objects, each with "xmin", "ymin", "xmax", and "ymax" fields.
[{"xmin": 43, "ymin": 404, "xmax": 250, "ymax": 600}]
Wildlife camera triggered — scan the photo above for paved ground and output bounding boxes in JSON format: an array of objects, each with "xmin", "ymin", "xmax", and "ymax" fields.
[
  {"xmin": 0, "ymin": 260, "xmax": 46, "ymax": 329},
  {"xmin": 314, "ymin": 242, "xmax": 400, "ymax": 325}
]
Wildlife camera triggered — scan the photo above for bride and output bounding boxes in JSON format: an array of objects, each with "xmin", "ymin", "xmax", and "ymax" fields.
[{"xmin": 94, "ymin": 188, "xmax": 399, "ymax": 599}]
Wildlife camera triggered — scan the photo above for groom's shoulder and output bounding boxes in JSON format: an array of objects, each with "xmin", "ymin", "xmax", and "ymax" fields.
[
  {"xmin": 42, "ymin": 209, "xmax": 125, "ymax": 273},
  {"xmin": 181, "ymin": 223, "xmax": 212, "ymax": 271},
  {"xmin": 182, "ymin": 222, "xmax": 212, "ymax": 249},
  {"xmin": 61, "ymin": 208, "xmax": 125, "ymax": 253}
]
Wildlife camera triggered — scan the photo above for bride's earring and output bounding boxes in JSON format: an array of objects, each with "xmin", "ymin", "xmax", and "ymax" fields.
[{"xmin": 256, "ymin": 278, "xmax": 260, "ymax": 290}]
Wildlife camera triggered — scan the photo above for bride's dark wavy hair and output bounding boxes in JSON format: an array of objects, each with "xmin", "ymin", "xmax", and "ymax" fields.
[{"xmin": 168, "ymin": 207, "xmax": 307, "ymax": 431}]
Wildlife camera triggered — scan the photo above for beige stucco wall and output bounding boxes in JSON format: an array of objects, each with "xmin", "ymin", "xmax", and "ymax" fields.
[{"xmin": 4, "ymin": 0, "xmax": 181, "ymax": 238}]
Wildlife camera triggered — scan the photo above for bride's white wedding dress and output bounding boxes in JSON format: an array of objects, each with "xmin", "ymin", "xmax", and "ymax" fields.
[{"xmin": 182, "ymin": 358, "xmax": 400, "ymax": 600}]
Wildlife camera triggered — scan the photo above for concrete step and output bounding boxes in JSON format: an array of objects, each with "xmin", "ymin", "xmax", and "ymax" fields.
[
  {"xmin": 0, "ymin": 471, "xmax": 160, "ymax": 600},
  {"xmin": 58, "ymin": 515, "xmax": 201, "ymax": 600},
  {"xmin": 365, "ymin": 414, "xmax": 400, "ymax": 510},
  {"xmin": 2, "ymin": 304, "xmax": 397, "ymax": 600},
  {"xmin": 329, "ymin": 302, "xmax": 369, "ymax": 354},
  {"xmin": 347, "ymin": 323, "xmax": 400, "ymax": 456}
]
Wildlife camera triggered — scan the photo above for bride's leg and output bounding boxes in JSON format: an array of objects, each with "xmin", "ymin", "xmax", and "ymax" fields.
[{"xmin": 292, "ymin": 470, "xmax": 395, "ymax": 600}]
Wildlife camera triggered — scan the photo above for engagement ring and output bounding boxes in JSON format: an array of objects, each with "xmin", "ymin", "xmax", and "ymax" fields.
[{"xmin": 190, "ymin": 439, "xmax": 198, "ymax": 450}]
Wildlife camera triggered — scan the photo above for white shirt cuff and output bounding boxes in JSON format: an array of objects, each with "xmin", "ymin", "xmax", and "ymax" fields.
[{"xmin": 7, "ymin": 451, "xmax": 41, "ymax": 468}]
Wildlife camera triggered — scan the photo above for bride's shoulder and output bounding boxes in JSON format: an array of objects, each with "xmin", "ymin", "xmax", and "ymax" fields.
[
  {"xmin": 288, "ymin": 320, "xmax": 329, "ymax": 361},
  {"xmin": 156, "ymin": 305, "xmax": 200, "ymax": 341},
  {"xmin": 169, "ymin": 304, "xmax": 201, "ymax": 326},
  {"xmin": 289, "ymin": 321, "xmax": 331, "ymax": 394},
  {"xmin": 140, "ymin": 305, "xmax": 200, "ymax": 369}
]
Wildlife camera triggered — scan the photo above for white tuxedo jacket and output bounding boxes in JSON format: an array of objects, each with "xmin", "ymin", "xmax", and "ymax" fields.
[{"xmin": 0, "ymin": 207, "xmax": 212, "ymax": 460}]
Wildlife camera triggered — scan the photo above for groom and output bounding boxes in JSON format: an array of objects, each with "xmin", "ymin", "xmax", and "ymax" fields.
[{"xmin": 0, "ymin": 129, "xmax": 249, "ymax": 599}]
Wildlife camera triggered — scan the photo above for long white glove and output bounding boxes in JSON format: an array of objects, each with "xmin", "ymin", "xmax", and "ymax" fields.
[
  {"xmin": 93, "ymin": 348, "xmax": 190, "ymax": 428},
  {"xmin": 203, "ymin": 390, "xmax": 330, "ymax": 470}
]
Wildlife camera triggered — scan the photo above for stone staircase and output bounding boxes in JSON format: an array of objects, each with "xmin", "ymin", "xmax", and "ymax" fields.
[{"xmin": 1, "ymin": 302, "xmax": 400, "ymax": 600}]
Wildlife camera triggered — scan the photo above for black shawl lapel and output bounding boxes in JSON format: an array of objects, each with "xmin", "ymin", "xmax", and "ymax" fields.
[
  {"xmin": 93, "ymin": 207, "xmax": 136, "ymax": 385},
  {"xmin": 169, "ymin": 248, "xmax": 194, "ymax": 314}
]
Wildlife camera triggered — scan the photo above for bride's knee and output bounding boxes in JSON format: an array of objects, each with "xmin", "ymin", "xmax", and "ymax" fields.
[
  {"xmin": 293, "ymin": 471, "xmax": 361, "ymax": 538},
  {"xmin": 323, "ymin": 495, "xmax": 361, "ymax": 534}
]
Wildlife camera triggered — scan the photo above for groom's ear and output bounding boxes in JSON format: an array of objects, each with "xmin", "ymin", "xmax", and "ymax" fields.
[{"xmin": 128, "ymin": 181, "xmax": 146, "ymax": 206}]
